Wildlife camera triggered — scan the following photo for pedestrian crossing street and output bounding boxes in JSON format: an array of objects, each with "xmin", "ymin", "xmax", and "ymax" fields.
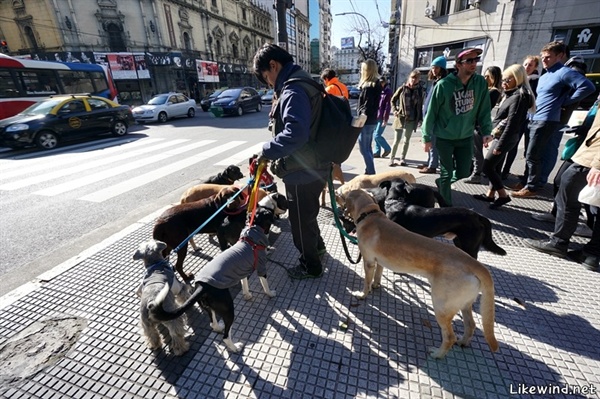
[{"xmin": 0, "ymin": 137, "xmax": 265, "ymax": 203}]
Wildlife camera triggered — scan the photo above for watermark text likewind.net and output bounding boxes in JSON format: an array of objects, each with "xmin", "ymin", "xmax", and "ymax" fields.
[{"xmin": 510, "ymin": 383, "xmax": 597, "ymax": 395}]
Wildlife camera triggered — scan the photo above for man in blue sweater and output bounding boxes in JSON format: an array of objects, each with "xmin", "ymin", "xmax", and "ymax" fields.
[{"xmin": 513, "ymin": 41, "xmax": 595, "ymax": 198}]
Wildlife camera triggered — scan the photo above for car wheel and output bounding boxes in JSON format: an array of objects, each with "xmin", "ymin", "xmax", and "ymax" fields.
[
  {"xmin": 187, "ymin": 108, "xmax": 196, "ymax": 118},
  {"xmin": 35, "ymin": 130, "xmax": 59, "ymax": 150},
  {"xmin": 158, "ymin": 112, "xmax": 168, "ymax": 123},
  {"xmin": 256, "ymin": 102, "xmax": 262, "ymax": 112},
  {"xmin": 236, "ymin": 106, "xmax": 243, "ymax": 116},
  {"xmin": 112, "ymin": 120, "xmax": 128, "ymax": 136}
]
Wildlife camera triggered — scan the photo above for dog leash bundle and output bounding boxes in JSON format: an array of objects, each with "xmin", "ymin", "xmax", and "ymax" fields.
[
  {"xmin": 172, "ymin": 184, "xmax": 249, "ymax": 254},
  {"xmin": 247, "ymin": 159, "xmax": 267, "ymax": 226},
  {"xmin": 327, "ymin": 167, "xmax": 362, "ymax": 265}
]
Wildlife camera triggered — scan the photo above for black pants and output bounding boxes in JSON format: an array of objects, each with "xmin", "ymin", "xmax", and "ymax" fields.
[
  {"xmin": 285, "ymin": 178, "xmax": 326, "ymax": 271},
  {"xmin": 553, "ymin": 163, "xmax": 600, "ymax": 256}
]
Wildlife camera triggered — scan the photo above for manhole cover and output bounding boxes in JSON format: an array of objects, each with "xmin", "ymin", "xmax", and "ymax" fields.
[{"xmin": 0, "ymin": 316, "xmax": 87, "ymax": 386}]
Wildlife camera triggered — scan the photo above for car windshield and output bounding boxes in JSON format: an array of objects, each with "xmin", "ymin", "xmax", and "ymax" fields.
[
  {"xmin": 20, "ymin": 99, "xmax": 63, "ymax": 115},
  {"xmin": 148, "ymin": 95, "xmax": 169, "ymax": 105},
  {"xmin": 209, "ymin": 90, "xmax": 224, "ymax": 99},
  {"xmin": 218, "ymin": 89, "xmax": 241, "ymax": 99}
]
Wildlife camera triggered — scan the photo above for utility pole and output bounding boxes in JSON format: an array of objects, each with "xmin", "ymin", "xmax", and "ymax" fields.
[{"xmin": 275, "ymin": 0, "xmax": 291, "ymax": 50}]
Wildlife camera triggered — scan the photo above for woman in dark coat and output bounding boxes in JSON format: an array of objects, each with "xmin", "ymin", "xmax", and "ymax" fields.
[
  {"xmin": 356, "ymin": 59, "xmax": 382, "ymax": 175},
  {"xmin": 473, "ymin": 64, "xmax": 535, "ymax": 209}
]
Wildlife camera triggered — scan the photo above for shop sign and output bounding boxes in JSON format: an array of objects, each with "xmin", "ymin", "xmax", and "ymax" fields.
[
  {"xmin": 94, "ymin": 52, "xmax": 150, "ymax": 80},
  {"xmin": 568, "ymin": 26, "xmax": 600, "ymax": 55},
  {"xmin": 196, "ymin": 60, "xmax": 219, "ymax": 83}
]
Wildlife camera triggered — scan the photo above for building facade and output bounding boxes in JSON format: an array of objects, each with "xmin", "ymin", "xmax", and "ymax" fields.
[
  {"xmin": 0, "ymin": 0, "xmax": 275, "ymax": 105},
  {"xmin": 391, "ymin": 0, "xmax": 599, "ymax": 88},
  {"xmin": 308, "ymin": 0, "xmax": 331, "ymax": 74},
  {"xmin": 330, "ymin": 45, "xmax": 361, "ymax": 85}
]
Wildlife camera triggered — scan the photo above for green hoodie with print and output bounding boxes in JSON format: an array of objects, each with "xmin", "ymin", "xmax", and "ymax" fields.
[{"xmin": 421, "ymin": 72, "xmax": 493, "ymax": 143}]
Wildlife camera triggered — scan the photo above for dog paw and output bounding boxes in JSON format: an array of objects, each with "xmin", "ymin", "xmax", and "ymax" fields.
[
  {"xmin": 353, "ymin": 291, "xmax": 367, "ymax": 300},
  {"xmin": 224, "ymin": 338, "xmax": 243, "ymax": 352},
  {"xmin": 456, "ymin": 336, "xmax": 472, "ymax": 347},
  {"xmin": 243, "ymin": 293, "xmax": 254, "ymax": 301},
  {"xmin": 266, "ymin": 290, "xmax": 277, "ymax": 298},
  {"xmin": 428, "ymin": 346, "xmax": 448, "ymax": 359},
  {"xmin": 211, "ymin": 321, "xmax": 225, "ymax": 333},
  {"xmin": 372, "ymin": 282, "xmax": 381, "ymax": 289}
]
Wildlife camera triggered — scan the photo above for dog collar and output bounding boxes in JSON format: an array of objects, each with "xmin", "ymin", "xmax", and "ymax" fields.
[{"xmin": 355, "ymin": 209, "xmax": 379, "ymax": 225}]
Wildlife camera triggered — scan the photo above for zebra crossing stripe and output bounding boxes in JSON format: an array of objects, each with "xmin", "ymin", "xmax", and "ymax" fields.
[
  {"xmin": 79, "ymin": 141, "xmax": 247, "ymax": 203},
  {"xmin": 34, "ymin": 140, "xmax": 216, "ymax": 196},
  {"xmin": 0, "ymin": 139, "xmax": 191, "ymax": 191},
  {"xmin": 214, "ymin": 142, "xmax": 266, "ymax": 166}
]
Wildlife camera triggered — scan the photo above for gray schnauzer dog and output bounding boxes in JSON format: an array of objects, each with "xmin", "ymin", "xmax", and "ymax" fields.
[{"xmin": 134, "ymin": 239, "xmax": 191, "ymax": 356}]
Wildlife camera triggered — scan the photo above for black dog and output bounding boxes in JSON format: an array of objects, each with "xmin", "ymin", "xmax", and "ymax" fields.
[
  {"xmin": 150, "ymin": 208, "xmax": 276, "ymax": 352},
  {"xmin": 202, "ymin": 165, "xmax": 244, "ymax": 185},
  {"xmin": 153, "ymin": 186, "xmax": 244, "ymax": 281},
  {"xmin": 380, "ymin": 179, "xmax": 448, "ymax": 208},
  {"xmin": 382, "ymin": 184, "xmax": 506, "ymax": 258}
]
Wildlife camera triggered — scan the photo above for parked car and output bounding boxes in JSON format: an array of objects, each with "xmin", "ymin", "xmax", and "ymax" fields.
[
  {"xmin": 261, "ymin": 89, "xmax": 274, "ymax": 105},
  {"xmin": 132, "ymin": 92, "xmax": 196, "ymax": 123},
  {"xmin": 0, "ymin": 94, "xmax": 133, "ymax": 150},
  {"xmin": 200, "ymin": 89, "xmax": 225, "ymax": 112},
  {"xmin": 209, "ymin": 87, "xmax": 262, "ymax": 116},
  {"xmin": 348, "ymin": 86, "xmax": 361, "ymax": 99}
]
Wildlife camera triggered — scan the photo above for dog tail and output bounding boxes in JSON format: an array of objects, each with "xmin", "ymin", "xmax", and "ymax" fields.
[
  {"xmin": 479, "ymin": 216, "xmax": 506, "ymax": 255},
  {"xmin": 478, "ymin": 267, "xmax": 499, "ymax": 352},
  {"xmin": 149, "ymin": 284, "xmax": 204, "ymax": 321}
]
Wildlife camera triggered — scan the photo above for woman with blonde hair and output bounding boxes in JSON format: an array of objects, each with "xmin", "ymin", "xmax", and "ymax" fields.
[
  {"xmin": 356, "ymin": 59, "xmax": 382, "ymax": 174},
  {"xmin": 473, "ymin": 64, "xmax": 535, "ymax": 209}
]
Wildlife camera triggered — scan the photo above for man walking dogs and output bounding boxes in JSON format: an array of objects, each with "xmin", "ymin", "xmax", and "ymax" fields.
[
  {"xmin": 421, "ymin": 48, "xmax": 494, "ymax": 206},
  {"xmin": 253, "ymin": 44, "xmax": 329, "ymax": 279}
]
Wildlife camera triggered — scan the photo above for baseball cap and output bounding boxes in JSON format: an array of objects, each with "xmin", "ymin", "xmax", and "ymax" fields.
[{"xmin": 456, "ymin": 47, "xmax": 483, "ymax": 61}]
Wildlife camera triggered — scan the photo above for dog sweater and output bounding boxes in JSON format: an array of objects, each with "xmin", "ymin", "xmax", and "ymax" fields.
[{"xmin": 195, "ymin": 226, "xmax": 269, "ymax": 289}]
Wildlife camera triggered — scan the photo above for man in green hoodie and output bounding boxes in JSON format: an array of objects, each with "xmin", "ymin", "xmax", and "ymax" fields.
[{"xmin": 422, "ymin": 48, "xmax": 493, "ymax": 206}]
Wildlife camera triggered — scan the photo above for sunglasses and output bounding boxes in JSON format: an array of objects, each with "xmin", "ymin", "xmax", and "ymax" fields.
[
  {"xmin": 501, "ymin": 77, "xmax": 513, "ymax": 83},
  {"xmin": 460, "ymin": 57, "xmax": 481, "ymax": 65}
]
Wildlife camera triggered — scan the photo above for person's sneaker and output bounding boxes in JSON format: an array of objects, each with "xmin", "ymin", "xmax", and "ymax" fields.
[
  {"xmin": 489, "ymin": 196, "xmax": 511, "ymax": 209},
  {"xmin": 512, "ymin": 188, "xmax": 537, "ymax": 198},
  {"xmin": 399, "ymin": 160, "xmax": 407, "ymax": 166},
  {"xmin": 381, "ymin": 150, "xmax": 391, "ymax": 158},
  {"xmin": 574, "ymin": 223, "xmax": 593, "ymax": 238},
  {"xmin": 531, "ymin": 213, "xmax": 556, "ymax": 223},
  {"xmin": 288, "ymin": 264, "xmax": 323, "ymax": 280},
  {"xmin": 464, "ymin": 174, "xmax": 482, "ymax": 184},
  {"xmin": 373, "ymin": 153, "xmax": 381, "ymax": 158},
  {"xmin": 523, "ymin": 239, "xmax": 567, "ymax": 258},
  {"xmin": 389, "ymin": 161, "xmax": 398, "ymax": 167},
  {"xmin": 567, "ymin": 250, "xmax": 599, "ymax": 272}
]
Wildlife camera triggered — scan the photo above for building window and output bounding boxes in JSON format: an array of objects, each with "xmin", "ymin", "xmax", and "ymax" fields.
[
  {"xmin": 242, "ymin": 9, "xmax": 247, "ymax": 20},
  {"xmin": 456, "ymin": 0, "xmax": 470, "ymax": 11},
  {"xmin": 24, "ymin": 26, "xmax": 38, "ymax": 51},
  {"xmin": 232, "ymin": 44, "xmax": 238, "ymax": 59},
  {"xmin": 212, "ymin": 0, "xmax": 217, "ymax": 7},
  {"xmin": 439, "ymin": 0, "xmax": 451, "ymax": 16},
  {"xmin": 107, "ymin": 23, "xmax": 126, "ymax": 52},
  {"xmin": 183, "ymin": 32, "xmax": 191, "ymax": 50},
  {"xmin": 216, "ymin": 40, "xmax": 222, "ymax": 56}
]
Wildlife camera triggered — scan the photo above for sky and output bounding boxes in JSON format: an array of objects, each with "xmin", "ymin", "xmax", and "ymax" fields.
[{"xmin": 329, "ymin": 0, "xmax": 392, "ymax": 51}]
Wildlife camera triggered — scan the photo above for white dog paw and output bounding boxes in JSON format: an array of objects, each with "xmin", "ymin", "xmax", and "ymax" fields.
[
  {"xmin": 352, "ymin": 291, "xmax": 367, "ymax": 299},
  {"xmin": 266, "ymin": 290, "xmax": 277, "ymax": 298},
  {"xmin": 224, "ymin": 338, "xmax": 243, "ymax": 352},
  {"xmin": 211, "ymin": 321, "xmax": 225, "ymax": 333},
  {"xmin": 428, "ymin": 346, "xmax": 448, "ymax": 359},
  {"xmin": 243, "ymin": 293, "xmax": 254, "ymax": 301}
]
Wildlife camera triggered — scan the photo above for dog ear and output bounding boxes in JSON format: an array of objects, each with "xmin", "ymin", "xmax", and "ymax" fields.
[
  {"xmin": 133, "ymin": 248, "xmax": 143, "ymax": 260},
  {"xmin": 153, "ymin": 240, "xmax": 167, "ymax": 253}
]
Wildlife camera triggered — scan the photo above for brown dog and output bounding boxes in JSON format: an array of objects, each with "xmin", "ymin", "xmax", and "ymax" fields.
[
  {"xmin": 180, "ymin": 183, "xmax": 268, "ymax": 204},
  {"xmin": 321, "ymin": 163, "xmax": 345, "ymax": 207},
  {"xmin": 153, "ymin": 186, "xmax": 244, "ymax": 281},
  {"xmin": 335, "ymin": 171, "xmax": 416, "ymax": 206},
  {"xmin": 344, "ymin": 189, "xmax": 499, "ymax": 359}
]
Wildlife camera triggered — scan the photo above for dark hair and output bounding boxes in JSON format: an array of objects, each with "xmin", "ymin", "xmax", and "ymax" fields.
[
  {"xmin": 253, "ymin": 43, "xmax": 294, "ymax": 85},
  {"xmin": 485, "ymin": 66, "xmax": 502, "ymax": 90},
  {"xmin": 320, "ymin": 68, "xmax": 336, "ymax": 81},
  {"xmin": 541, "ymin": 41, "xmax": 567, "ymax": 56},
  {"xmin": 428, "ymin": 67, "xmax": 447, "ymax": 81}
]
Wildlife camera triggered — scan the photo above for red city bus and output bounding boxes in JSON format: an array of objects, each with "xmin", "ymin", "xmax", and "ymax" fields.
[{"xmin": 0, "ymin": 54, "xmax": 118, "ymax": 120}]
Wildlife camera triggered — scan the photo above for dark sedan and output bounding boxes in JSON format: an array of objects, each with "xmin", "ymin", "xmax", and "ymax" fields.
[
  {"xmin": 200, "ymin": 89, "xmax": 225, "ymax": 112},
  {"xmin": 0, "ymin": 94, "xmax": 133, "ymax": 150},
  {"xmin": 209, "ymin": 87, "xmax": 262, "ymax": 116}
]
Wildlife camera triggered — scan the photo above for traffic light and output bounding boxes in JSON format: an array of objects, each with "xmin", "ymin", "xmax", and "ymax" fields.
[{"xmin": 0, "ymin": 40, "xmax": 9, "ymax": 54}]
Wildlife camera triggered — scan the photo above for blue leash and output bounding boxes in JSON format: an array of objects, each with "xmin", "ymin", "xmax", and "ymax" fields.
[{"xmin": 172, "ymin": 183, "xmax": 250, "ymax": 253}]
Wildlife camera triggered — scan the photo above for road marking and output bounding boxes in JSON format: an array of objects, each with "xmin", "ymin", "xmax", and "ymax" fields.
[
  {"xmin": 0, "ymin": 138, "xmax": 164, "ymax": 180},
  {"xmin": 34, "ymin": 140, "xmax": 216, "ymax": 196},
  {"xmin": 79, "ymin": 141, "xmax": 247, "ymax": 202},
  {"xmin": 214, "ymin": 142, "xmax": 266, "ymax": 166},
  {"xmin": 0, "ymin": 139, "xmax": 190, "ymax": 190}
]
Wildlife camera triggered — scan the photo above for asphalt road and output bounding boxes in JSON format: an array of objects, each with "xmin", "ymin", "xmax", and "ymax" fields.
[{"xmin": 0, "ymin": 107, "xmax": 271, "ymax": 296}]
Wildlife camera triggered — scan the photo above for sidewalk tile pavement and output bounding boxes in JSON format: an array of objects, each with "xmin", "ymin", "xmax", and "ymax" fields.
[{"xmin": 1, "ymin": 128, "xmax": 599, "ymax": 399}]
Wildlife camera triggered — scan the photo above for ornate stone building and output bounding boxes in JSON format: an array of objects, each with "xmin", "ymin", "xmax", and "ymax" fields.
[{"xmin": 0, "ymin": 0, "xmax": 275, "ymax": 104}]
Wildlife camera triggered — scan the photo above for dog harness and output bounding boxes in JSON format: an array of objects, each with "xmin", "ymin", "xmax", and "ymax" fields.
[
  {"xmin": 141, "ymin": 259, "xmax": 175, "ymax": 288},
  {"xmin": 240, "ymin": 236, "xmax": 268, "ymax": 270},
  {"xmin": 355, "ymin": 209, "xmax": 379, "ymax": 225}
]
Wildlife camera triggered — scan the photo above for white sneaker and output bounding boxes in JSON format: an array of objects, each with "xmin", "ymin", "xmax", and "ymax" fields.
[
  {"xmin": 574, "ymin": 224, "xmax": 593, "ymax": 238},
  {"xmin": 531, "ymin": 213, "xmax": 556, "ymax": 223}
]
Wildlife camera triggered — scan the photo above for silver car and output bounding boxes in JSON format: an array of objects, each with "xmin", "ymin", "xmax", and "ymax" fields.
[{"xmin": 132, "ymin": 93, "xmax": 196, "ymax": 123}]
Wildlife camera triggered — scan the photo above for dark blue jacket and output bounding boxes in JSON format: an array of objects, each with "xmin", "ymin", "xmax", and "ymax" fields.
[{"xmin": 262, "ymin": 62, "xmax": 329, "ymax": 184}]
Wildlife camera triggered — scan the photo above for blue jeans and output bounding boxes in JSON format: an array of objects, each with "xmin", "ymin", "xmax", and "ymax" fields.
[
  {"xmin": 539, "ymin": 125, "xmax": 565, "ymax": 186},
  {"xmin": 373, "ymin": 121, "xmax": 391, "ymax": 155},
  {"xmin": 426, "ymin": 135, "xmax": 439, "ymax": 169},
  {"xmin": 359, "ymin": 124, "xmax": 377, "ymax": 174},
  {"xmin": 525, "ymin": 120, "xmax": 562, "ymax": 191}
]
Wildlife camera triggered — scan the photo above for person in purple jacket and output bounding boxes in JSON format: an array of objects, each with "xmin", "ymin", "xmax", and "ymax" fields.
[
  {"xmin": 372, "ymin": 77, "xmax": 393, "ymax": 158},
  {"xmin": 512, "ymin": 41, "xmax": 595, "ymax": 198}
]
